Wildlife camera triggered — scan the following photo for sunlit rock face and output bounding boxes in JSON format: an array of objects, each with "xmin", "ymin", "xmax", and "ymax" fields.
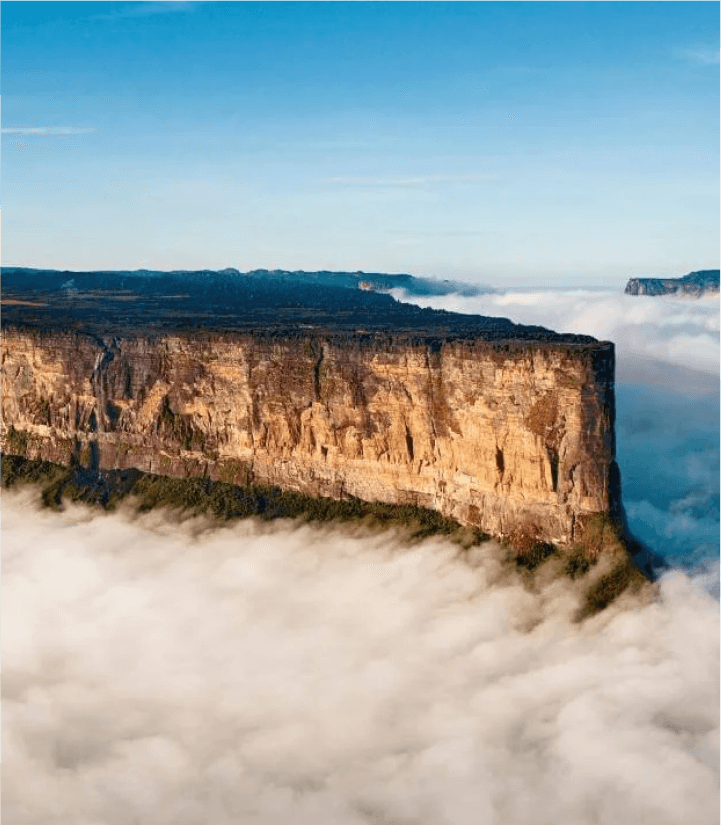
[
  {"xmin": 624, "ymin": 270, "xmax": 720, "ymax": 297},
  {"xmin": 1, "ymin": 327, "xmax": 618, "ymax": 545}
]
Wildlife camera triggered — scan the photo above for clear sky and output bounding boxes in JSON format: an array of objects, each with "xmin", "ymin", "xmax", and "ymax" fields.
[{"xmin": 2, "ymin": 1, "xmax": 719, "ymax": 286}]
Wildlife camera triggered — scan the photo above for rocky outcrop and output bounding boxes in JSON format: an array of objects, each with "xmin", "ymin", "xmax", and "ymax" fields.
[
  {"xmin": 1, "ymin": 326, "xmax": 619, "ymax": 545},
  {"xmin": 624, "ymin": 270, "xmax": 719, "ymax": 297}
]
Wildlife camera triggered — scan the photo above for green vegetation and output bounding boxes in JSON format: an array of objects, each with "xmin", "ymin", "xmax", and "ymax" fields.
[
  {"xmin": 216, "ymin": 458, "xmax": 254, "ymax": 486},
  {"xmin": 500, "ymin": 515, "xmax": 650, "ymax": 619},
  {"xmin": 502, "ymin": 531, "xmax": 558, "ymax": 572},
  {"xmin": 563, "ymin": 545, "xmax": 597, "ymax": 579},
  {"xmin": 4, "ymin": 426, "xmax": 29, "ymax": 455},
  {"xmin": 579, "ymin": 559, "xmax": 647, "ymax": 619},
  {"xmin": 1, "ymin": 454, "xmax": 487, "ymax": 546},
  {"xmin": 2, "ymin": 455, "xmax": 651, "ymax": 617},
  {"xmin": 2, "ymin": 454, "xmax": 68, "ymax": 489},
  {"xmin": 573, "ymin": 513, "xmax": 628, "ymax": 557},
  {"xmin": 570, "ymin": 514, "xmax": 648, "ymax": 619}
]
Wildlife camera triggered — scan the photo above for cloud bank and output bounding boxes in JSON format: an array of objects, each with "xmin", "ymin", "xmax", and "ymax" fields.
[
  {"xmin": 616, "ymin": 379, "xmax": 719, "ymax": 574},
  {"xmin": 390, "ymin": 288, "xmax": 720, "ymax": 377},
  {"xmin": 3, "ymin": 493, "xmax": 718, "ymax": 825}
]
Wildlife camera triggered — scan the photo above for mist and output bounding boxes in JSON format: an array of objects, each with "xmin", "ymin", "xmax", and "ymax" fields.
[
  {"xmin": 390, "ymin": 288, "xmax": 719, "ymax": 377},
  {"xmin": 3, "ymin": 492, "xmax": 718, "ymax": 825}
]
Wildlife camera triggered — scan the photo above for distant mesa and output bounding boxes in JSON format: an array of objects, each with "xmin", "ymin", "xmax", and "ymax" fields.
[
  {"xmin": 624, "ymin": 269, "xmax": 720, "ymax": 297},
  {"xmin": 0, "ymin": 266, "xmax": 494, "ymax": 300},
  {"xmin": 0, "ymin": 266, "xmax": 572, "ymax": 341}
]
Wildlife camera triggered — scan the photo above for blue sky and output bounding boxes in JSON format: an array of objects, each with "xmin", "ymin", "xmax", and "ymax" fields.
[{"xmin": 2, "ymin": 1, "xmax": 719, "ymax": 286}]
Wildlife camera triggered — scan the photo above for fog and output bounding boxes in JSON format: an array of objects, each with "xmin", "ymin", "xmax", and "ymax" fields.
[
  {"xmin": 617, "ymin": 376, "xmax": 719, "ymax": 575},
  {"xmin": 3, "ymin": 493, "xmax": 718, "ymax": 825},
  {"xmin": 389, "ymin": 288, "xmax": 720, "ymax": 379},
  {"xmin": 3, "ymin": 287, "xmax": 719, "ymax": 824}
]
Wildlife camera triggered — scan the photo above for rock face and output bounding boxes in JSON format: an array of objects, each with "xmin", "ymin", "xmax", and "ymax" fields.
[
  {"xmin": 1, "ymin": 326, "xmax": 619, "ymax": 545},
  {"xmin": 624, "ymin": 270, "xmax": 720, "ymax": 297}
]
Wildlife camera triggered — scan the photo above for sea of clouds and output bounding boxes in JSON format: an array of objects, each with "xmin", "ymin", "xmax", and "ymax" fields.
[
  {"xmin": 3, "ymin": 494, "xmax": 719, "ymax": 825},
  {"xmin": 389, "ymin": 288, "xmax": 720, "ymax": 379},
  {"xmin": 3, "ymin": 287, "xmax": 719, "ymax": 824}
]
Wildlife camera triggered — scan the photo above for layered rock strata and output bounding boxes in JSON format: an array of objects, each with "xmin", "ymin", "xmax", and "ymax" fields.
[
  {"xmin": 1, "ymin": 327, "xmax": 619, "ymax": 545},
  {"xmin": 624, "ymin": 269, "xmax": 719, "ymax": 297}
]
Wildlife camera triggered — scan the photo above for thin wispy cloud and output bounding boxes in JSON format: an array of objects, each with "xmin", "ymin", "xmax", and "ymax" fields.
[
  {"xmin": 90, "ymin": 2, "xmax": 197, "ymax": 22},
  {"xmin": 2, "ymin": 126, "xmax": 95, "ymax": 136},
  {"xmin": 386, "ymin": 229, "xmax": 489, "ymax": 238},
  {"xmin": 325, "ymin": 174, "xmax": 496, "ymax": 188},
  {"xmin": 673, "ymin": 46, "xmax": 720, "ymax": 66}
]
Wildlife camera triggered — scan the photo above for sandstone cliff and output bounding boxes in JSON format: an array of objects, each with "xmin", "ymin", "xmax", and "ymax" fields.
[
  {"xmin": 624, "ymin": 270, "xmax": 720, "ymax": 297},
  {"xmin": 1, "ymin": 325, "xmax": 619, "ymax": 546}
]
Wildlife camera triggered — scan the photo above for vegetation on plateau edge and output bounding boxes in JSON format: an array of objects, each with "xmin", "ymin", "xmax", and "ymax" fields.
[{"xmin": 2, "ymin": 453, "xmax": 650, "ymax": 619}]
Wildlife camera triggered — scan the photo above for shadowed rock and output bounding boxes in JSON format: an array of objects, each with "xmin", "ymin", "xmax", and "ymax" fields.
[{"xmin": 624, "ymin": 270, "xmax": 719, "ymax": 297}]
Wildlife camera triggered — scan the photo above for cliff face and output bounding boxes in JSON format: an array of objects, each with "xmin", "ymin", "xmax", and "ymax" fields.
[
  {"xmin": 624, "ymin": 270, "xmax": 720, "ymax": 297},
  {"xmin": 1, "ymin": 327, "xmax": 619, "ymax": 545}
]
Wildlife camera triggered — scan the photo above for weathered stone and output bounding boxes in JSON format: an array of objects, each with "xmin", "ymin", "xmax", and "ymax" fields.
[
  {"xmin": 624, "ymin": 270, "xmax": 719, "ymax": 297},
  {"xmin": 1, "ymin": 328, "xmax": 619, "ymax": 545}
]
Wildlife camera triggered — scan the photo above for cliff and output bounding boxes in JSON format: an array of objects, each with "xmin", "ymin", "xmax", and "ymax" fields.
[
  {"xmin": 1, "ymin": 270, "xmax": 621, "ymax": 547},
  {"xmin": 624, "ymin": 269, "xmax": 720, "ymax": 297}
]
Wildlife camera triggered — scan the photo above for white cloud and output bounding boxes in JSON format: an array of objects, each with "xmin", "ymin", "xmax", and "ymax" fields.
[
  {"xmin": 325, "ymin": 174, "xmax": 496, "ymax": 188},
  {"xmin": 90, "ymin": 2, "xmax": 197, "ymax": 21},
  {"xmin": 386, "ymin": 229, "xmax": 489, "ymax": 237},
  {"xmin": 674, "ymin": 47, "xmax": 720, "ymax": 66},
  {"xmin": 1, "ymin": 127, "xmax": 95, "ymax": 136},
  {"xmin": 3, "ymin": 493, "xmax": 718, "ymax": 825},
  {"xmin": 390, "ymin": 288, "xmax": 720, "ymax": 377}
]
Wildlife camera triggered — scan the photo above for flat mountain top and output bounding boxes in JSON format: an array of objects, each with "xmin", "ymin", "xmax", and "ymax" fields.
[
  {"xmin": 1, "ymin": 267, "xmax": 596, "ymax": 345},
  {"xmin": 2, "ymin": 266, "xmax": 494, "ymax": 297},
  {"xmin": 624, "ymin": 269, "xmax": 720, "ymax": 296}
]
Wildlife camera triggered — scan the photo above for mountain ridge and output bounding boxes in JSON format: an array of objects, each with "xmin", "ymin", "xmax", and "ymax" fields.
[{"xmin": 624, "ymin": 269, "xmax": 719, "ymax": 296}]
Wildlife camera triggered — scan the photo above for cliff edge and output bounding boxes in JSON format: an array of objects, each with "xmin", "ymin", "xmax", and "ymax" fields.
[
  {"xmin": 2, "ymin": 268, "xmax": 622, "ymax": 547},
  {"xmin": 624, "ymin": 269, "xmax": 720, "ymax": 297}
]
